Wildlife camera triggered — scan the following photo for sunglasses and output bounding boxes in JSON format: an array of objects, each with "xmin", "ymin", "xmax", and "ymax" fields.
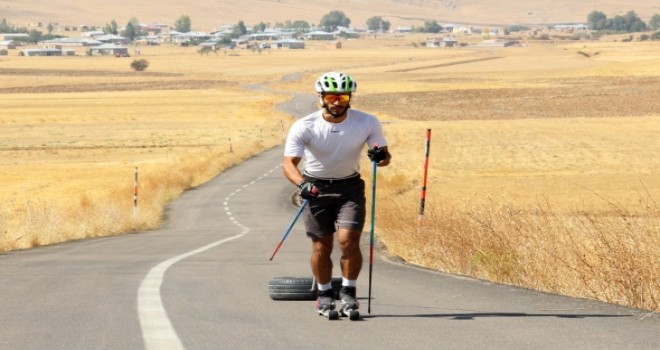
[{"xmin": 322, "ymin": 94, "xmax": 351, "ymax": 104}]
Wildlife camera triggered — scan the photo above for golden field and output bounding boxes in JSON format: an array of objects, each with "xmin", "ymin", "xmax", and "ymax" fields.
[{"xmin": 1, "ymin": 35, "xmax": 658, "ymax": 311}]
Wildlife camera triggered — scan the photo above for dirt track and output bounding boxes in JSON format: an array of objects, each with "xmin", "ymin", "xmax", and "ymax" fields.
[
  {"xmin": 358, "ymin": 76, "xmax": 660, "ymax": 121},
  {"xmin": 0, "ymin": 80, "xmax": 233, "ymax": 93}
]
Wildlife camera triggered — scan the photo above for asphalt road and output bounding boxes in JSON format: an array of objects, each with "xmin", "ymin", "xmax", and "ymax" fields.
[{"xmin": 0, "ymin": 93, "xmax": 658, "ymax": 349}]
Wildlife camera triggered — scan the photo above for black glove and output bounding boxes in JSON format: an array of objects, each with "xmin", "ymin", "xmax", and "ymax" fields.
[
  {"xmin": 367, "ymin": 146, "xmax": 387, "ymax": 163},
  {"xmin": 298, "ymin": 181, "xmax": 319, "ymax": 200}
]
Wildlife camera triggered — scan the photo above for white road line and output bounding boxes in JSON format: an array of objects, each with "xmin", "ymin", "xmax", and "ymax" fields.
[
  {"xmin": 137, "ymin": 166, "xmax": 279, "ymax": 349},
  {"xmin": 137, "ymin": 232, "xmax": 247, "ymax": 350}
]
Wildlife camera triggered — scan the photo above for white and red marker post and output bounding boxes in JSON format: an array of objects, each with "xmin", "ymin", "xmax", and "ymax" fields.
[
  {"xmin": 133, "ymin": 166, "xmax": 139, "ymax": 216},
  {"xmin": 418, "ymin": 129, "xmax": 431, "ymax": 224}
]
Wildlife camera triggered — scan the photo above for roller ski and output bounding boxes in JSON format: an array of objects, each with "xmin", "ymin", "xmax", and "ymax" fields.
[
  {"xmin": 339, "ymin": 286, "xmax": 360, "ymax": 321},
  {"xmin": 316, "ymin": 289, "xmax": 339, "ymax": 320}
]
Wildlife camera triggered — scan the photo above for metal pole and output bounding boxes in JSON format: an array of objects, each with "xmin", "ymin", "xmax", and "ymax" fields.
[
  {"xmin": 368, "ymin": 155, "xmax": 378, "ymax": 314},
  {"xmin": 269, "ymin": 200, "xmax": 309, "ymax": 261}
]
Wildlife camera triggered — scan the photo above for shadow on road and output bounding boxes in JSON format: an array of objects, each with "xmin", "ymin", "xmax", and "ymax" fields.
[{"xmin": 361, "ymin": 312, "xmax": 633, "ymax": 320}]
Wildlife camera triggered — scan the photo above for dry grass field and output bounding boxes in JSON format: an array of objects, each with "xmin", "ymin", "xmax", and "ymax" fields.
[{"xmin": 1, "ymin": 36, "xmax": 658, "ymax": 311}]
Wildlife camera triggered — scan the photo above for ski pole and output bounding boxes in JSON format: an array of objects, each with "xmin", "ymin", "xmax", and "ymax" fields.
[
  {"xmin": 269, "ymin": 199, "xmax": 308, "ymax": 261},
  {"xmin": 368, "ymin": 150, "xmax": 378, "ymax": 314}
]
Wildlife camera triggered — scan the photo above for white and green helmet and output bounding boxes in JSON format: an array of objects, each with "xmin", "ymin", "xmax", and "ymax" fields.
[{"xmin": 315, "ymin": 72, "xmax": 357, "ymax": 94}]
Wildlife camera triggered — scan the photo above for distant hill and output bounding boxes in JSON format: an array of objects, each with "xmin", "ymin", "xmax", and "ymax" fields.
[{"xmin": 1, "ymin": 0, "xmax": 658, "ymax": 32}]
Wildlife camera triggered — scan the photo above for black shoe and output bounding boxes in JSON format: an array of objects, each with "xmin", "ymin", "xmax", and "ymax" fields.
[
  {"xmin": 316, "ymin": 289, "xmax": 335, "ymax": 312},
  {"xmin": 339, "ymin": 286, "xmax": 359, "ymax": 309}
]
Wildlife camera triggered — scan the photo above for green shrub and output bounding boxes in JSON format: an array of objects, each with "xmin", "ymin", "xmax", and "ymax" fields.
[{"xmin": 130, "ymin": 59, "xmax": 149, "ymax": 71}]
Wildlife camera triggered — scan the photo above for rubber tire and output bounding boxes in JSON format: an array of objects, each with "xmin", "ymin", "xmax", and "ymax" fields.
[{"xmin": 268, "ymin": 276, "xmax": 342, "ymax": 301}]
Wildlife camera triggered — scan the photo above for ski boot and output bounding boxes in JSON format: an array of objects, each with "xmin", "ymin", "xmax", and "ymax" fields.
[
  {"xmin": 339, "ymin": 286, "xmax": 360, "ymax": 321},
  {"xmin": 316, "ymin": 289, "xmax": 339, "ymax": 320}
]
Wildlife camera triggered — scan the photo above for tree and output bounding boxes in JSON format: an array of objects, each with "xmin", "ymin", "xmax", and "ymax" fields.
[
  {"xmin": 104, "ymin": 20, "xmax": 118, "ymax": 34},
  {"xmin": 587, "ymin": 10, "xmax": 608, "ymax": 30},
  {"xmin": 174, "ymin": 15, "xmax": 191, "ymax": 32},
  {"xmin": 366, "ymin": 16, "xmax": 390, "ymax": 32},
  {"xmin": 131, "ymin": 59, "xmax": 149, "ymax": 71},
  {"xmin": 586, "ymin": 10, "xmax": 646, "ymax": 32},
  {"xmin": 28, "ymin": 29, "xmax": 42, "ymax": 43},
  {"xmin": 0, "ymin": 18, "xmax": 23, "ymax": 33},
  {"xmin": 423, "ymin": 20, "xmax": 442, "ymax": 33},
  {"xmin": 122, "ymin": 18, "xmax": 141, "ymax": 41},
  {"xmin": 232, "ymin": 20, "xmax": 247, "ymax": 37},
  {"xmin": 291, "ymin": 20, "xmax": 310, "ymax": 33},
  {"xmin": 253, "ymin": 22, "xmax": 267, "ymax": 33},
  {"xmin": 649, "ymin": 14, "xmax": 660, "ymax": 30},
  {"xmin": 216, "ymin": 36, "xmax": 232, "ymax": 46},
  {"xmin": 507, "ymin": 25, "xmax": 527, "ymax": 32},
  {"xmin": 319, "ymin": 11, "xmax": 350, "ymax": 31},
  {"xmin": 123, "ymin": 22, "xmax": 137, "ymax": 41},
  {"xmin": 623, "ymin": 11, "xmax": 645, "ymax": 31},
  {"xmin": 0, "ymin": 18, "xmax": 9, "ymax": 32},
  {"xmin": 610, "ymin": 15, "xmax": 627, "ymax": 31}
]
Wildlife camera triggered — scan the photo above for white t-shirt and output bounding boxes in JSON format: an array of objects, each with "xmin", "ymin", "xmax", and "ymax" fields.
[{"xmin": 284, "ymin": 109, "xmax": 388, "ymax": 179}]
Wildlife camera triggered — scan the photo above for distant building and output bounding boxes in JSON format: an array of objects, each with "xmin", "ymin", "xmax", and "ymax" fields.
[
  {"xmin": 19, "ymin": 48, "xmax": 62, "ymax": 56},
  {"xmin": 303, "ymin": 31, "xmax": 334, "ymax": 40},
  {"xmin": 426, "ymin": 37, "xmax": 458, "ymax": 48},
  {"xmin": 80, "ymin": 30, "xmax": 105, "ymax": 38},
  {"xmin": 554, "ymin": 24, "xmax": 588, "ymax": 31},
  {"xmin": 476, "ymin": 39, "xmax": 519, "ymax": 48},
  {"xmin": 87, "ymin": 44, "xmax": 129, "ymax": 56},
  {"xmin": 274, "ymin": 39, "xmax": 305, "ymax": 49},
  {"xmin": 143, "ymin": 22, "xmax": 169, "ymax": 34},
  {"xmin": 0, "ymin": 33, "xmax": 29, "ymax": 41},
  {"xmin": 172, "ymin": 31, "xmax": 212, "ymax": 44},
  {"xmin": 41, "ymin": 37, "xmax": 102, "ymax": 48},
  {"xmin": 248, "ymin": 33, "xmax": 280, "ymax": 41},
  {"xmin": 442, "ymin": 23, "xmax": 456, "ymax": 32},
  {"xmin": 0, "ymin": 40, "xmax": 18, "ymax": 49},
  {"xmin": 95, "ymin": 34, "xmax": 128, "ymax": 44}
]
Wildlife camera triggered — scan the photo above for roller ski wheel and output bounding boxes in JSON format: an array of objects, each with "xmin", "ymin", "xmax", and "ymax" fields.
[
  {"xmin": 339, "ymin": 286, "xmax": 360, "ymax": 320},
  {"xmin": 340, "ymin": 307, "xmax": 360, "ymax": 321},
  {"xmin": 319, "ymin": 308, "xmax": 340, "ymax": 320},
  {"xmin": 340, "ymin": 303, "xmax": 360, "ymax": 321}
]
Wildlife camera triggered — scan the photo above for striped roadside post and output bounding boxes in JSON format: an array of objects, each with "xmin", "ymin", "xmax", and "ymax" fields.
[
  {"xmin": 418, "ymin": 129, "xmax": 431, "ymax": 224},
  {"xmin": 134, "ymin": 166, "xmax": 139, "ymax": 216}
]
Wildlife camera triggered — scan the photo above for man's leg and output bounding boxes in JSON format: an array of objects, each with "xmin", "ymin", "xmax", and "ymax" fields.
[
  {"xmin": 337, "ymin": 228, "xmax": 362, "ymax": 280},
  {"xmin": 311, "ymin": 234, "xmax": 334, "ymax": 284},
  {"xmin": 311, "ymin": 234, "xmax": 336, "ymax": 312},
  {"xmin": 337, "ymin": 228, "xmax": 362, "ymax": 310}
]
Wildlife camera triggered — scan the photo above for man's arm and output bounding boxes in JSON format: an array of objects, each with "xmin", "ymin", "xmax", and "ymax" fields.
[{"xmin": 282, "ymin": 156, "xmax": 305, "ymax": 186}]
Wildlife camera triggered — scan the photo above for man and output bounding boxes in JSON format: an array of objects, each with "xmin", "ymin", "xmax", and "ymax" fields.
[{"xmin": 282, "ymin": 72, "xmax": 391, "ymax": 315}]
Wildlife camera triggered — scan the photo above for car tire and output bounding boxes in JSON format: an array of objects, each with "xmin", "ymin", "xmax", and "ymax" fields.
[{"xmin": 268, "ymin": 276, "xmax": 342, "ymax": 301}]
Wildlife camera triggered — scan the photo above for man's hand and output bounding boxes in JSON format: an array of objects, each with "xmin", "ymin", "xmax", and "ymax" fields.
[
  {"xmin": 298, "ymin": 181, "xmax": 319, "ymax": 200},
  {"xmin": 367, "ymin": 146, "xmax": 387, "ymax": 163}
]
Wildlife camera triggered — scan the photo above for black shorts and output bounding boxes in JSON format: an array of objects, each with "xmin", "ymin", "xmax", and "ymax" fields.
[{"xmin": 302, "ymin": 176, "xmax": 366, "ymax": 239}]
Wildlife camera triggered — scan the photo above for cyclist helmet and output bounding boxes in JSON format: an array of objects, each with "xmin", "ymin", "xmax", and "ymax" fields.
[{"xmin": 315, "ymin": 72, "xmax": 357, "ymax": 94}]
